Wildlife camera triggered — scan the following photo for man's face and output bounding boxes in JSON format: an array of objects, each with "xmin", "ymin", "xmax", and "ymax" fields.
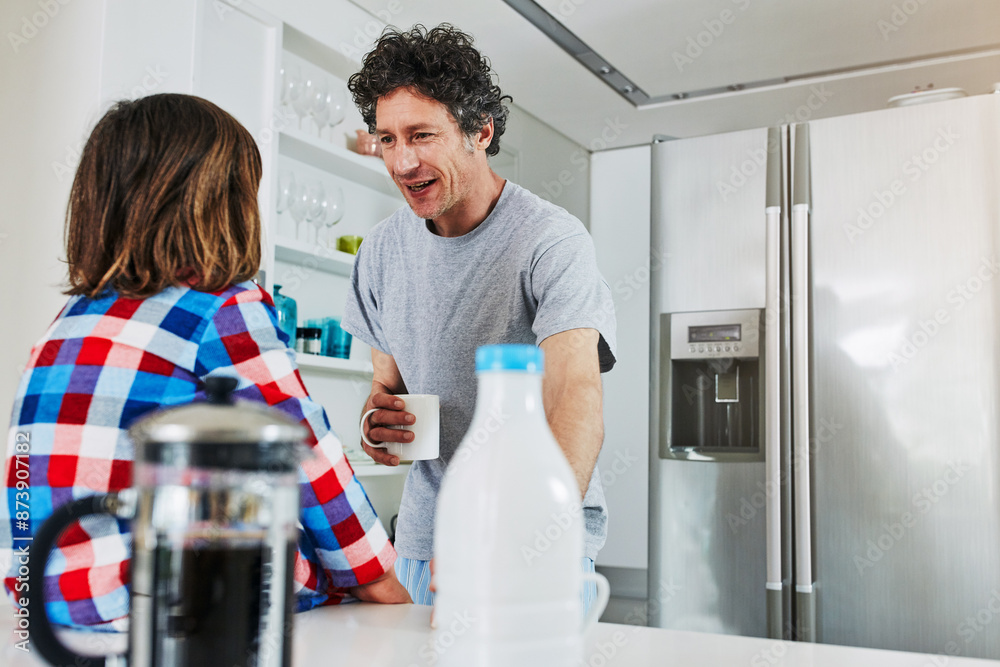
[{"xmin": 375, "ymin": 86, "xmax": 482, "ymax": 221}]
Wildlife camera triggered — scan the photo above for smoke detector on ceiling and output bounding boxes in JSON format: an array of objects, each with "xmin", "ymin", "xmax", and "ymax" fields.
[{"xmin": 887, "ymin": 87, "xmax": 967, "ymax": 107}]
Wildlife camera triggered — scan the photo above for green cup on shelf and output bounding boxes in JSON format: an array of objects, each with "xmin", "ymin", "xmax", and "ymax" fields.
[{"xmin": 337, "ymin": 235, "xmax": 363, "ymax": 254}]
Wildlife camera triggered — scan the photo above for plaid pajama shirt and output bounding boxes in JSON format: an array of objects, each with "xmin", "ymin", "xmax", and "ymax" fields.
[{"xmin": 1, "ymin": 281, "xmax": 395, "ymax": 629}]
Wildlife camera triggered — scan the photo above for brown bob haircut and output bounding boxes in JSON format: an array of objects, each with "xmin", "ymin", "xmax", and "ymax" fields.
[{"xmin": 65, "ymin": 93, "xmax": 262, "ymax": 299}]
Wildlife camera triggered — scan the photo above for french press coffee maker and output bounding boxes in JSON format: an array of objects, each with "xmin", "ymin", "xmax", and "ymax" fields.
[{"xmin": 27, "ymin": 376, "xmax": 309, "ymax": 667}]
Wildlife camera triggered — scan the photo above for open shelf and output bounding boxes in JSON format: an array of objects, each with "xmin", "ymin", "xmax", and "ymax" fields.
[
  {"xmin": 351, "ymin": 462, "xmax": 411, "ymax": 478},
  {"xmin": 274, "ymin": 237, "xmax": 356, "ymax": 277},
  {"xmin": 279, "ymin": 128, "xmax": 397, "ymax": 198},
  {"xmin": 295, "ymin": 352, "xmax": 373, "ymax": 376}
]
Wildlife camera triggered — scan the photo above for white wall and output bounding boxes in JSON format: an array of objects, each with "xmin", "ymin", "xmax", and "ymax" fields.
[
  {"xmin": 0, "ymin": 1, "xmax": 106, "ymax": 454},
  {"xmin": 500, "ymin": 105, "xmax": 590, "ymax": 227},
  {"xmin": 590, "ymin": 146, "xmax": 652, "ymax": 576},
  {"xmin": 0, "ymin": 0, "xmax": 108, "ymax": 611}
]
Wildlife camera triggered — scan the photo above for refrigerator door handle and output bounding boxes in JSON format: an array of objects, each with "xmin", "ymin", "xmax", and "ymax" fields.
[
  {"xmin": 791, "ymin": 200, "xmax": 816, "ymax": 641},
  {"xmin": 791, "ymin": 189, "xmax": 817, "ymax": 646},
  {"xmin": 791, "ymin": 123, "xmax": 816, "ymax": 642},
  {"xmin": 764, "ymin": 125, "xmax": 785, "ymax": 640},
  {"xmin": 764, "ymin": 204, "xmax": 783, "ymax": 639}
]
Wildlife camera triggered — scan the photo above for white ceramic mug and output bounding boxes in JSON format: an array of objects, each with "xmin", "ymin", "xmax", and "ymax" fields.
[
  {"xmin": 583, "ymin": 571, "xmax": 611, "ymax": 632},
  {"xmin": 360, "ymin": 394, "xmax": 440, "ymax": 461}
]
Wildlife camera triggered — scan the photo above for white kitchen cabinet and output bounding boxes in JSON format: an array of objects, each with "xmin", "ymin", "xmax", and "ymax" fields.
[{"xmin": 589, "ymin": 146, "xmax": 652, "ymax": 608}]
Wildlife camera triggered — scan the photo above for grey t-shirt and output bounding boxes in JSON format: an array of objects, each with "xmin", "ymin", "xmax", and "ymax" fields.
[{"xmin": 342, "ymin": 182, "xmax": 617, "ymax": 561}]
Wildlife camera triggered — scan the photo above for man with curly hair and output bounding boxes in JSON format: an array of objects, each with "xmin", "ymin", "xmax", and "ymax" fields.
[{"xmin": 343, "ymin": 24, "xmax": 617, "ymax": 612}]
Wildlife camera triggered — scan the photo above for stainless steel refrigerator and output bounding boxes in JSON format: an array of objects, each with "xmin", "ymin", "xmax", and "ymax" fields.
[{"xmin": 648, "ymin": 92, "xmax": 1000, "ymax": 660}]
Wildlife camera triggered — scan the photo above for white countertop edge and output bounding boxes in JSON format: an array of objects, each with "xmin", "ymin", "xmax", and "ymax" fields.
[{"xmin": 4, "ymin": 602, "xmax": 999, "ymax": 666}]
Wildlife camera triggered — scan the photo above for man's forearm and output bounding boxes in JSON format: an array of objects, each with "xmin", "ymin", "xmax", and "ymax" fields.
[
  {"xmin": 547, "ymin": 381, "xmax": 605, "ymax": 497},
  {"xmin": 540, "ymin": 328, "xmax": 605, "ymax": 498}
]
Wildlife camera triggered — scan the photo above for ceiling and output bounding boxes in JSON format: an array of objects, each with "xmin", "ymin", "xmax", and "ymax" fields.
[{"xmin": 348, "ymin": 0, "xmax": 1000, "ymax": 149}]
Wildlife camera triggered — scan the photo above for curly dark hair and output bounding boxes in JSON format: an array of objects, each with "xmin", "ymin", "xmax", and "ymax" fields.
[{"xmin": 348, "ymin": 24, "xmax": 512, "ymax": 157}]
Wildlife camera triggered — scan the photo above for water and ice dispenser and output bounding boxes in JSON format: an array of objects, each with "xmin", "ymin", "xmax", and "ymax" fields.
[{"xmin": 660, "ymin": 309, "xmax": 764, "ymax": 460}]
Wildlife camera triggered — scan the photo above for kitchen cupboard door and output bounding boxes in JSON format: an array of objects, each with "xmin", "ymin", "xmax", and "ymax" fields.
[{"xmin": 590, "ymin": 146, "xmax": 652, "ymax": 574}]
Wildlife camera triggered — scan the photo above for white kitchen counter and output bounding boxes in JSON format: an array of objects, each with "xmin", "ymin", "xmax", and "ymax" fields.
[{"xmin": 2, "ymin": 603, "xmax": 999, "ymax": 666}]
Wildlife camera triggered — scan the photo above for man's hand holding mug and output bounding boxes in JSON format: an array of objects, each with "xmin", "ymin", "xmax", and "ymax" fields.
[{"xmin": 361, "ymin": 389, "xmax": 440, "ymax": 465}]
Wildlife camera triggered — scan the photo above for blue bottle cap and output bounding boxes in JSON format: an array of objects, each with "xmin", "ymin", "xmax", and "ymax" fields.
[{"xmin": 475, "ymin": 344, "xmax": 544, "ymax": 373}]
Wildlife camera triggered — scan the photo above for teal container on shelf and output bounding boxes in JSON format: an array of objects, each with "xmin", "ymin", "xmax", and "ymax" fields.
[
  {"xmin": 272, "ymin": 285, "xmax": 297, "ymax": 346},
  {"xmin": 326, "ymin": 318, "xmax": 353, "ymax": 359}
]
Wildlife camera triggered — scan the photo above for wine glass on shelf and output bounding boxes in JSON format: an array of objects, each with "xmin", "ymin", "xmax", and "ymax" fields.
[
  {"xmin": 276, "ymin": 169, "xmax": 295, "ymax": 215},
  {"xmin": 276, "ymin": 169, "xmax": 297, "ymax": 240},
  {"xmin": 323, "ymin": 82, "xmax": 347, "ymax": 143},
  {"xmin": 322, "ymin": 186, "xmax": 345, "ymax": 246},
  {"xmin": 304, "ymin": 180, "xmax": 326, "ymax": 245},
  {"xmin": 280, "ymin": 64, "xmax": 303, "ymax": 122},
  {"xmin": 292, "ymin": 73, "xmax": 317, "ymax": 134},
  {"xmin": 306, "ymin": 76, "xmax": 330, "ymax": 138},
  {"xmin": 288, "ymin": 180, "xmax": 309, "ymax": 243}
]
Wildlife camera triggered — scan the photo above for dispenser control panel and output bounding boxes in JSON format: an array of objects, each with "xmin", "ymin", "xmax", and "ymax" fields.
[{"xmin": 670, "ymin": 309, "xmax": 761, "ymax": 360}]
